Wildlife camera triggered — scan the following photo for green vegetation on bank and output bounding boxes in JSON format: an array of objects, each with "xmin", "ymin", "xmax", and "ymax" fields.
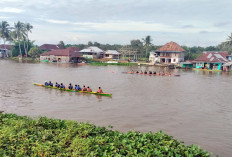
[
  {"xmin": 89, "ymin": 61, "xmax": 134, "ymax": 66},
  {"xmin": 0, "ymin": 113, "xmax": 210, "ymax": 156},
  {"xmin": 8, "ymin": 57, "xmax": 39, "ymax": 62}
]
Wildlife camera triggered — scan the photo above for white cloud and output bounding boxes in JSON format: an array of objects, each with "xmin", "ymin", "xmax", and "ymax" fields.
[
  {"xmin": 0, "ymin": 7, "xmax": 24, "ymax": 13},
  {"xmin": 42, "ymin": 19, "xmax": 70, "ymax": 24}
]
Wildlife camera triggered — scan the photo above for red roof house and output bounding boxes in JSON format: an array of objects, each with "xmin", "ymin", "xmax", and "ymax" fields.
[
  {"xmin": 193, "ymin": 51, "xmax": 229, "ymax": 70},
  {"xmin": 40, "ymin": 47, "xmax": 82, "ymax": 63}
]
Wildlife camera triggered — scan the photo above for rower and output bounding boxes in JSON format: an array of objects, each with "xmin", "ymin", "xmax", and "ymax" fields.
[
  {"xmin": 153, "ymin": 71, "xmax": 156, "ymax": 74},
  {"xmin": 49, "ymin": 81, "xmax": 53, "ymax": 87},
  {"xmin": 55, "ymin": 82, "xmax": 60, "ymax": 88},
  {"xmin": 82, "ymin": 85, "xmax": 87, "ymax": 91},
  {"xmin": 87, "ymin": 86, "xmax": 92, "ymax": 92},
  {"xmin": 68, "ymin": 83, "xmax": 73, "ymax": 90},
  {"xmin": 149, "ymin": 71, "xmax": 152, "ymax": 74},
  {"xmin": 77, "ymin": 85, "xmax": 82, "ymax": 91},
  {"xmin": 97, "ymin": 87, "xmax": 103, "ymax": 93},
  {"xmin": 60, "ymin": 83, "xmax": 65, "ymax": 89},
  {"xmin": 44, "ymin": 81, "xmax": 49, "ymax": 86},
  {"xmin": 136, "ymin": 71, "xmax": 139, "ymax": 73},
  {"xmin": 144, "ymin": 70, "xmax": 147, "ymax": 74},
  {"xmin": 140, "ymin": 70, "xmax": 143, "ymax": 74}
]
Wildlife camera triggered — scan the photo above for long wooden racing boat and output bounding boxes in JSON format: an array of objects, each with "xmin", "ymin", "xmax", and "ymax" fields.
[
  {"xmin": 33, "ymin": 83, "xmax": 112, "ymax": 97},
  {"xmin": 122, "ymin": 72, "xmax": 180, "ymax": 76}
]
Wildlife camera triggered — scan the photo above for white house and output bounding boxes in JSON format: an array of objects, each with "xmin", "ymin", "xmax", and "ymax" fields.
[
  {"xmin": 104, "ymin": 50, "xmax": 121, "ymax": 59},
  {"xmin": 79, "ymin": 46, "xmax": 104, "ymax": 59},
  {"xmin": 149, "ymin": 41, "xmax": 185, "ymax": 64}
]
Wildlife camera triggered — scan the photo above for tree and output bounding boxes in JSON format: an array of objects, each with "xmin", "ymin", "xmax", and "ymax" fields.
[
  {"xmin": 227, "ymin": 33, "xmax": 232, "ymax": 46},
  {"xmin": 58, "ymin": 41, "xmax": 65, "ymax": 49},
  {"xmin": 0, "ymin": 21, "xmax": 11, "ymax": 56},
  {"xmin": 131, "ymin": 39, "xmax": 143, "ymax": 48},
  {"xmin": 88, "ymin": 41, "xmax": 93, "ymax": 46},
  {"xmin": 217, "ymin": 33, "xmax": 232, "ymax": 54},
  {"xmin": 142, "ymin": 35, "xmax": 152, "ymax": 57},
  {"xmin": 93, "ymin": 42, "xmax": 100, "ymax": 47},
  {"xmin": 24, "ymin": 23, "xmax": 33, "ymax": 54},
  {"xmin": 28, "ymin": 46, "xmax": 42, "ymax": 58},
  {"xmin": 13, "ymin": 21, "xmax": 25, "ymax": 57}
]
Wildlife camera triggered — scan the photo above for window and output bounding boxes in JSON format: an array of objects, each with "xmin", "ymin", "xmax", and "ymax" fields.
[
  {"xmin": 173, "ymin": 59, "xmax": 176, "ymax": 62},
  {"xmin": 105, "ymin": 54, "xmax": 109, "ymax": 57}
]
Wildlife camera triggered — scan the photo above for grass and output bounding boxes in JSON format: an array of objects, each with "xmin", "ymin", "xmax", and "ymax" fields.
[
  {"xmin": 0, "ymin": 113, "xmax": 211, "ymax": 156},
  {"xmin": 89, "ymin": 62, "xmax": 135, "ymax": 66}
]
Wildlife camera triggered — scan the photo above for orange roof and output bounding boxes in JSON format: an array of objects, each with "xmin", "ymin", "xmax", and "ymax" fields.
[{"xmin": 156, "ymin": 41, "xmax": 185, "ymax": 52}]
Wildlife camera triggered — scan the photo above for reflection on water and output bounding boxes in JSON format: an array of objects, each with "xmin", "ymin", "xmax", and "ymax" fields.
[{"xmin": 0, "ymin": 60, "xmax": 232, "ymax": 156}]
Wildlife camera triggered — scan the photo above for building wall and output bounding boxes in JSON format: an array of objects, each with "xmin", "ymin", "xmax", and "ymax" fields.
[
  {"xmin": 150, "ymin": 52, "xmax": 184, "ymax": 64},
  {"xmin": 104, "ymin": 54, "xmax": 121, "ymax": 59},
  {"xmin": 196, "ymin": 62, "xmax": 222, "ymax": 70},
  {"xmin": 40, "ymin": 55, "xmax": 70, "ymax": 63}
]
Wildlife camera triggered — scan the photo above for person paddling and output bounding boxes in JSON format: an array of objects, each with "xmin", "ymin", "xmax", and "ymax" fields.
[
  {"xmin": 97, "ymin": 87, "xmax": 103, "ymax": 93},
  {"xmin": 82, "ymin": 85, "xmax": 87, "ymax": 91},
  {"xmin": 144, "ymin": 70, "xmax": 147, "ymax": 74},
  {"xmin": 77, "ymin": 85, "xmax": 82, "ymax": 91},
  {"xmin": 49, "ymin": 81, "xmax": 53, "ymax": 87},
  {"xmin": 44, "ymin": 81, "xmax": 49, "ymax": 86},
  {"xmin": 55, "ymin": 82, "xmax": 60, "ymax": 88},
  {"xmin": 87, "ymin": 86, "xmax": 92, "ymax": 92},
  {"xmin": 68, "ymin": 83, "xmax": 73, "ymax": 90},
  {"xmin": 60, "ymin": 83, "xmax": 65, "ymax": 90}
]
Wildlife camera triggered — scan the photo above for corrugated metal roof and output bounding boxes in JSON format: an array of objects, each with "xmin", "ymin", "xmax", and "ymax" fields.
[
  {"xmin": 105, "ymin": 50, "xmax": 120, "ymax": 55},
  {"xmin": 194, "ymin": 51, "xmax": 229, "ymax": 63},
  {"xmin": 39, "ymin": 44, "xmax": 60, "ymax": 50},
  {"xmin": 79, "ymin": 46, "xmax": 103, "ymax": 53},
  {"xmin": 40, "ymin": 47, "xmax": 81, "ymax": 57}
]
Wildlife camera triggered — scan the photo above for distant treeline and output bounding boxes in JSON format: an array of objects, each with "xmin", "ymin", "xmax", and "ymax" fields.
[{"xmin": 1, "ymin": 20, "xmax": 232, "ymax": 60}]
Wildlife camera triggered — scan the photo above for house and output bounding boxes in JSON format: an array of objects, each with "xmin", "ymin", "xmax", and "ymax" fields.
[
  {"xmin": 79, "ymin": 46, "xmax": 104, "ymax": 59},
  {"xmin": 104, "ymin": 50, "xmax": 121, "ymax": 59},
  {"xmin": 0, "ymin": 44, "xmax": 12, "ymax": 58},
  {"xmin": 40, "ymin": 47, "xmax": 81, "ymax": 63},
  {"xmin": 149, "ymin": 41, "xmax": 185, "ymax": 64},
  {"xmin": 193, "ymin": 51, "xmax": 228, "ymax": 70},
  {"xmin": 39, "ymin": 44, "xmax": 61, "ymax": 51}
]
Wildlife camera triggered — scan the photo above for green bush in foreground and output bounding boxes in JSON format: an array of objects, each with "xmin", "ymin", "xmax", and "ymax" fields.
[{"xmin": 0, "ymin": 113, "xmax": 211, "ymax": 157}]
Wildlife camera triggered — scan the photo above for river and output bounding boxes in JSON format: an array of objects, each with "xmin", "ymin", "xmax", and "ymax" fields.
[{"xmin": 0, "ymin": 60, "xmax": 232, "ymax": 156}]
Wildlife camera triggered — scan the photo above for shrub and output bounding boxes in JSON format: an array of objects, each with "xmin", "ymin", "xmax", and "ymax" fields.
[{"xmin": 0, "ymin": 113, "xmax": 211, "ymax": 156}]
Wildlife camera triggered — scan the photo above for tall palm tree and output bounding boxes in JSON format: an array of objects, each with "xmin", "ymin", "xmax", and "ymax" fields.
[
  {"xmin": 25, "ymin": 23, "xmax": 33, "ymax": 53},
  {"xmin": 142, "ymin": 35, "xmax": 152, "ymax": 57},
  {"xmin": 14, "ymin": 21, "xmax": 25, "ymax": 57},
  {"xmin": 226, "ymin": 33, "xmax": 232, "ymax": 46},
  {"xmin": 0, "ymin": 21, "xmax": 11, "ymax": 56}
]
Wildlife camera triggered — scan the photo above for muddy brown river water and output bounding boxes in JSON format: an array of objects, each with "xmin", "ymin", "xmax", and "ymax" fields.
[{"xmin": 0, "ymin": 60, "xmax": 232, "ymax": 156}]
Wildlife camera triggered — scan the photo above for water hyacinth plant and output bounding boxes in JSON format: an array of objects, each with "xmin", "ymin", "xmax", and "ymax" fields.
[{"xmin": 0, "ymin": 113, "xmax": 211, "ymax": 156}]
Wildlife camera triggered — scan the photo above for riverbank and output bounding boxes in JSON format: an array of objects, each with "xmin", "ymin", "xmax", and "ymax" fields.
[
  {"xmin": 0, "ymin": 113, "xmax": 210, "ymax": 156},
  {"xmin": 7, "ymin": 57, "xmax": 40, "ymax": 63}
]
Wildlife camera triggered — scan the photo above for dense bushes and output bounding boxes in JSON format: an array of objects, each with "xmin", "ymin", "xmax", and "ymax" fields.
[{"xmin": 0, "ymin": 113, "xmax": 211, "ymax": 156}]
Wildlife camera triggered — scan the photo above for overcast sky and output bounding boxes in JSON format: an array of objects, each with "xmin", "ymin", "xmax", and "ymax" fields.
[{"xmin": 0, "ymin": 0, "xmax": 231, "ymax": 46}]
